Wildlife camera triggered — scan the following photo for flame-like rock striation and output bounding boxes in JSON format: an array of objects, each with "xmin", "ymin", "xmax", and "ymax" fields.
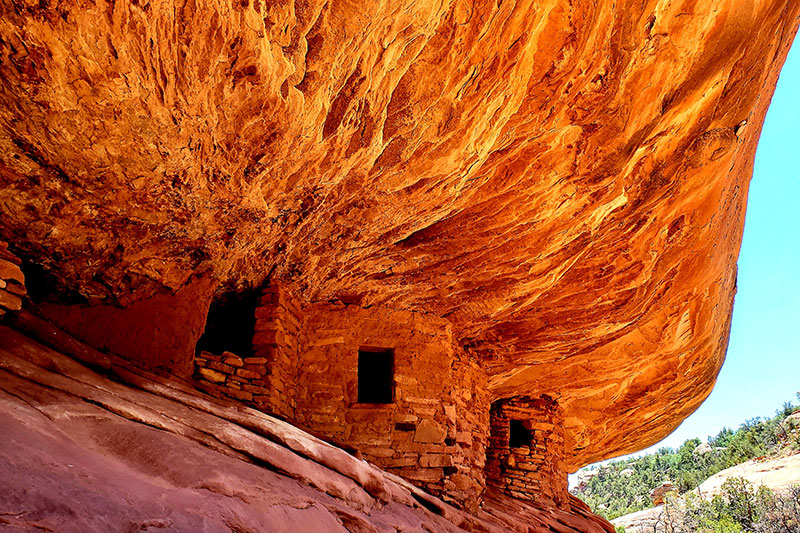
[{"xmin": 0, "ymin": 0, "xmax": 798, "ymax": 469}]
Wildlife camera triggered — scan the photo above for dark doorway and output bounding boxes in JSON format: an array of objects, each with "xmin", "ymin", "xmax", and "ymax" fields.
[
  {"xmin": 195, "ymin": 288, "xmax": 260, "ymax": 357},
  {"xmin": 509, "ymin": 419, "xmax": 532, "ymax": 448},
  {"xmin": 357, "ymin": 348, "xmax": 394, "ymax": 403}
]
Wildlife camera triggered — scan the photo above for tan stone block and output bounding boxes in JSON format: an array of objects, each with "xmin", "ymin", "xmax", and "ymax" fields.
[
  {"xmin": 362, "ymin": 447, "xmax": 395, "ymax": 458},
  {"xmin": 0, "ymin": 289, "xmax": 22, "ymax": 311},
  {"xmin": 199, "ymin": 351, "xmax": 222, "ymax": 361},
  {"xmin": 223, "ymin": 356, "xmax": 244, "ymax": 367},
  {"xmin": 403, "ymin": 397, "xmax": 440, "ymax": 406},
  {"xmin": 243, "ymin": 364, "xmax": 266, "ymax": 375},
  {"xmin": 5, "ymin": 280, "xmax": 25, "ymax": 296},
  {"xmin": 309, "ymin": 404, "xmax": 340, "ymax": 415},
  {"xmin": 392, "ymin": 467, "xmax": 443, "ymax": 483},
  {"xmin": 224, "ymin": 389, "xmax": 253, "ymax": 402},
  {"xmin": 394, "ymin": 413, "xmax": 419, "ymax": 423},
  {"xmin": 308, "ymin": 413, "xmax": 342, "ymax": 425},
  {"xmin": 235, "ymin": 368, "xmax": 262, "ymax": 379},
  {"xmin": 456, "ymin": 431, "xmax": 472, "ymax": 444},
  {"xmin": 309, "ymin": 337, "xmax": 345, "ymax": 347},
  {"xmin": 347, "ymin": 408, "xmax": 394, "ymax": 423},
  {"xmin": 198, "ymin": 368, "xmax": 226, "ymax": 383},
  {"xmin": 206, "ymin": 360, "xmax": 234, "ymax": 373},
  {"xmin": 243, "ymin": 357, "xmax": 268, "ymax": 364},
  {"xmin": 420, "ymin": 454, "xmax": 453, "ymax": 468},
  {"xmin": 0, "ymin": 259, "xmax": 24, "ymax": 284},
  {"xmin": 383, "ymin": 456, "xmax": 419, "ymax": 468},
  {"xmin": 242, "ymin": 384, "xmax": 270, "ymax": 394},
  {"xmin": 414, "ymin": 419, "xmax": 446, "ymax": 443},
  {"xmin": 448, "ymin": 474, "xmax": 475, "ymax": 491}
]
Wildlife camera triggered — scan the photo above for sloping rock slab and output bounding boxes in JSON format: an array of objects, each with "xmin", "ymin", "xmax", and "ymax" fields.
[{"xmin": 697, "ymin": 453, "xmax": 800, "ymax": 498}]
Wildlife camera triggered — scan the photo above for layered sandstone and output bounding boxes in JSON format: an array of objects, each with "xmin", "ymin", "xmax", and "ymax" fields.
[{"xmin": 1, "ymin": 0, "xmax": 798, "ymax": 476}]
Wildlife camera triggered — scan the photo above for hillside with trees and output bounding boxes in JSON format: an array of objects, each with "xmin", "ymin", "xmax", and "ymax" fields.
[{"xmin": 572, "ymin": 394, "xmax": 800, "ymax": 521}]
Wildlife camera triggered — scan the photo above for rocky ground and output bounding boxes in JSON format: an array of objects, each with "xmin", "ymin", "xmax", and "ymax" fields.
[
  {"xmin": 696, "ymin": 453, "xmax": 800, "ymax": 498},
  {"xmin": 0, "ymin": 313, "xmax": 612, "ymax": 533}
]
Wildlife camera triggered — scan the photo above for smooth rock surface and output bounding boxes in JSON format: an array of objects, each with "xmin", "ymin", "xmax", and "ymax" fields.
[{"xmin": 0, "ymin": 1, "xmax": 798, "ymax": 468}]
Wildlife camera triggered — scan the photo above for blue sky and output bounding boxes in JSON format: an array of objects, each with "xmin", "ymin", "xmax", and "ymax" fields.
[{"xmin": 640, "ymin": 39, "xmax": 800, "ymax": 453}]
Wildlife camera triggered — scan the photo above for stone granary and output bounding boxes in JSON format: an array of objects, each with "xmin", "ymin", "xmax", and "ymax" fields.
[
  {"xmin": 186, "ymin": 284, "xmax": 585, "ymax": 510},
  {"xmin": 1, "ymin": 0, "xmax": 798, "ymax": 529}
]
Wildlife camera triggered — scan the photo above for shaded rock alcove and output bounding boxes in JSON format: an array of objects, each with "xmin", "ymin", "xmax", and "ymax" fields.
[
  {"xmin": 0, "ymin": 0, "xmax": 799, "ymax": 528},
  {"xmin": 195, "ymin": 286, "xmax": 261, "ymax": 358}
]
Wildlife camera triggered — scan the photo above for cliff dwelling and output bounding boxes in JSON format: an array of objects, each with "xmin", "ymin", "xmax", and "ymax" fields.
[
  {"xmin": 193, "ymin": 285, "xmax": 491, "ymax": 507},
  {"xmin": 0, "ymin": 0, "xmax": 798, "ymax": 531}
]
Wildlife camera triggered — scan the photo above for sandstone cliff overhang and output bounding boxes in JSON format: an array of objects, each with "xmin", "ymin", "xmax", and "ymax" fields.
[{"xmin": 0, "ymin": 1, "xmax": 798, "ymax": 469}]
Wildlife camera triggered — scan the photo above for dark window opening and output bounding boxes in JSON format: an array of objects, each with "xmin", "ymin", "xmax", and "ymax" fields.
[
  {"xmin": 195, "ymin": 288, "xmax": 260, "ymax": 358},
  {"xmin": 509, "ymin": 419, "xmax": 532, "ymax": 448},
  {"xmin": 357, "ymin": 348, "xmax": 394, "ymax": 403}
]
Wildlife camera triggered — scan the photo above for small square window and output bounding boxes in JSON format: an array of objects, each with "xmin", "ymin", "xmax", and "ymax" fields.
[
  {"xmin": 509, "ymin": 419, "xmax": 532, "ymax": 448},
  {"xmin": 358, "ymin": 348, "xmax": 394, "ymax": 404}
]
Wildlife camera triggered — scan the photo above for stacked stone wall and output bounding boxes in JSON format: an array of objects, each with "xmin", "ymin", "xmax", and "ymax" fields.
[
  {"xmin": 250, "ymin": 285, "xmax": 300, "ymax": 419},
  {"xmin": 446, "ymin": 356, "xmax": 490, "ymax": 509},
  {"xmin": 486, "ymin": 395, "xmax": 568, "ymax": 507},
  {"xmin": 194, "ymin": 350, "xmax": 273, "ymax": 405},
  {"xmin": 36, "ymin": 276, "xmax": 216, "ymax": 376},
  {"xmin": 291, "ymin": 303, "xmax": 490, "ymax": 508},
  {"xmin": 194, "ymin": 285, "xmax": 300, "ymax": 420},
  {"xmin": 193, "ymin": 286, "xmax": 490, "ymax": 508}
]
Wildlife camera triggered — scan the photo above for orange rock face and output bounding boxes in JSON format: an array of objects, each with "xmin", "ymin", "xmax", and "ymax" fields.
[{"xmin": 0, "ymin": 0, "xmax": 798, "ymax": 470}]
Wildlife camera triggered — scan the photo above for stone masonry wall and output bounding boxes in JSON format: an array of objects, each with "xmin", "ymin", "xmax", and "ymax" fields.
[
  {"xmin": 292, "ymin": 302, "xmax": 490, "ymax": 509},
  {"xmin": 193, "ymin": 285, "xmax": 300, "ymax": 420},
  {"xmin": 448, "ymin": 356, "xmax": 490, "ymax": 509},
  {"xmin": 250, "ymin": 285, "xmax": 301, "ymax": 419},
  {"xmin": 193, "ymin": 286, "xmax": 490, "ymax": 509},
  {"xmin": 485, "ymin": 395, "xmax": 568, "ymax": 507}
]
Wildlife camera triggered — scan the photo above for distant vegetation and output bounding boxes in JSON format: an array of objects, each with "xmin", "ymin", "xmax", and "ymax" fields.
[
  {"xmin": 652, "ymin": 477, "xmax": 800, "ymax": 532},
  {"xmin": 573, "ymin": 393, "xmax": 800, "ymax": 521}
]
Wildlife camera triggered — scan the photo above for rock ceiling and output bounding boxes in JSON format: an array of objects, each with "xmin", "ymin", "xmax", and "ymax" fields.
[{"xmin": 1, "ymin": 0, "xmax": 797, "ymax": 466}]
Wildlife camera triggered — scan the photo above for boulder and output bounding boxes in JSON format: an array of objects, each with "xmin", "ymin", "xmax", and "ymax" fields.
[{"xmin": 650, "ymin": 481, "xmax": 675, "ymax": 506}]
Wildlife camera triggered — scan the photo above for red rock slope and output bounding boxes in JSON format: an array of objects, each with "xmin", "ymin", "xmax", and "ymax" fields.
[{"xmin": 1, "ymin": 0, "xmax": 798, "ymax": 469}]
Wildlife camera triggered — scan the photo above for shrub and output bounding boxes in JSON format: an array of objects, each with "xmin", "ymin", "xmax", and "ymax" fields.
[
  {"xmin": 660, "ymin": 478, "xmax": 800, "ymax": 532},
  {"xmin": 571, "ymin": 393, "xmax": 800, "ymax": 520}
]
